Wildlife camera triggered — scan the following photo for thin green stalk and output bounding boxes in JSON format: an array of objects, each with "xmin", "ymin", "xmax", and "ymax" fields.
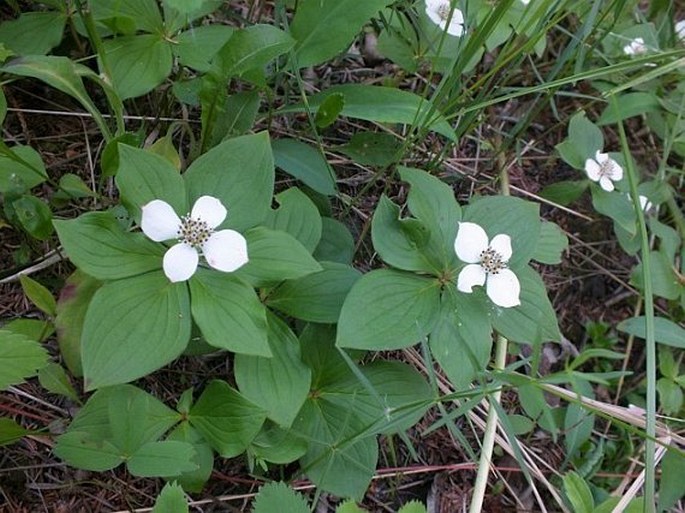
[
  {"xmin": 469, "ymin": 334, "xmax": 508, "ymax": 513},
  {"xmin": 613, "ymin": 96, "xmax": 656, "ymax": 513}
]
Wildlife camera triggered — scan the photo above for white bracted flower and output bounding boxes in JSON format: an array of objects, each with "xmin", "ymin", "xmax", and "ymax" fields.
[
  {"xmin": 425, "ymin": 0, "xmax": 464, "ymax": 37},
  {"xmin": 676, "ymin": 20, "xmax": 685, "ymax": 41},
  {"xmin": 584, "ymin": 150, "xmax": 623, "ymax": 192},
  {"xmin": 626, "ymin": 193, "xmax": 653, "ymax": 212},
  {"xmin": 454, "ymin": 222, "xmax": 521, "ymax": 308},
  {"xmin": 141, "ymin": 195, "xmax": 248, "ymax": 282},
  {"xmin": 520, "ymin": 0, "xmax": 530, "ymax": 4},
  {"xmin": 623, "ymin": 37, "xmax": 647, "ymax": 55}
]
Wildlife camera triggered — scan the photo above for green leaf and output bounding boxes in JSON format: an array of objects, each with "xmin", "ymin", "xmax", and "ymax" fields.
[
  {"xmin": 53, "ymin": 431, "xmax": 123, "ymax": 471},
  {"xmin": 214, "ymin": 24, "xmax": 295, "ymax": 77},
  {"xmin": 152, "ymin": 482, "xmax": 188, "ymax": 513},
  {"xmin": 564, "ymin": 381, "xmax": 594, "ymax": 458},
  {"xmin": 657, "ymin": 378, "xmax": 682, "ymax": 415},
  {"xmin": 81, "ymin": 272, "xmax": 191, "ymax": 390},
  {"xmin": 430, "ymin": 286, "xmax": 493, "ymax": 390},
  {"xmin": 252, "ymin": 482, "xmax": 310, "ymax": 513},
  {"xmin": 102, "ymin": 34, "xmax": 172, "ymax": 100},
  {"xmin": 314, "ymin": 217, "xmax": 355, "ymax": 264},
  {"xmin": 290, "ymin": 0, "xmax": 392, "ymax": 67},
  {"xmin": 267, "ymin": 262, "xmax": 361, "ymax": 323},
  {"xmin": 631, "ymin": 250, "xmax": 681, "ymax": 300},
  {"xmin": 1, "ymin": 318, "xmax": 52, "ymax": 343},
  {"xmin": 591, "ymin": 186, "xmax": 636, "ymax": 235},
  {"xmin": 174, "ymin": 25, "xmax": 234, "ymax": 72},
  {"xmin": 272, "ymin": 138, "xmax": 336, "ymax": 196},
  {"xmin": 59, "ymin": 173, "xmax": 96, "ymax": 198},
  {"xmin": 92, "ymin": 0, "xmax": 163, "ymax": 33},
  {"xmin": 556, "ymin": 112, "xmax": 604, "ymax": 169},
  {"xmin": 264, "ymin": 188, "xmax": 323, "ymax": 252},
  {"xmin": 0, "ymin": 12, "xmax": 66, "ymax": 56},
  {"xmin": 617, "ymin": 316, "xmax": 685, "ymax": 349},
  {"xmin": 315, "ymin": 92, "xmax": 344, "ymax": 128},
  {"xmin": 165, "ymin": 423, "xmax": 214, "ymax": 493},
  {"xmin": 234, "ymin": 313, "xmax": 311, "ymax": 427},
  {"xmin": 562, "ymin": 471, "xmax": 594, "ymax": 513},
  {"xmin": 38, "ymin": 362, "xmax": 80, "ymax": 403},
  {"xmin": 491, "ymin": 266, "xmax": 561, "ymax": 344},
  {"xmin": 658, "ymin": 448, "xmax": 685, "ymax": 512},
  {"xmin": 0, "ymin": 144, "xmax": 47, "ymax": 192},
  {"xmin": 337, "ymin": 501, "xmax": 367, "ymax": 513},
  {"xmin": 189, "ymin": 380, "xmax": 267, "ymax": 458},
  {"xmin": 286, "ymin": 85, "xmax": 456, "ymax": 140},
  {"xmin": 532, "ymin": 221, "xmax": 568, "ymax": 265},
  {"xmin": 235, "ymin": 227, "xmax": 323, "ymax": 287},
  {"xmin": 0, "ymin": 329, "xmax": 48, "ymax": 390},
  {"xmin": 248, "ymin": 422, "xmax": 308, "ymax": 465},
  {"xmin": 597, "ymin": 92, "xmax": 660, "ymax": 125},
  {"xmin": 338, "ymin": 131, "xmax": 401, "ymax": 166},
  {"xmin": 398, "ymin": 501, "xmax": 427, "ymax": 513},
  {"xmin": 208, "ymin": 90, "xmax": 261, "ymax": 145},
  {"xmin": 53, "ymin": 211, "xmax": 164, "ymax": 281},
  {"xmin": 337, "ymin": 269, "xmax": 441, "ymax": 350},
  {"xmin": 2, "ymin": 56, "xmax": 102, "ymax": 124},
  {"xmin": 19, "ymin": 274, "xmax": 56, "ymax": 316},
  {"xmin": 184, "ymin": 132, "xmax": 275, "ymax": 231},
  {"xmin": 127, "ymin": 441, "xmax": 198, "ymax": 477},
  {"xmin": 54, "ymin": 270, "xmax": 102, "ymax": 376},
  {"xmin": 462, "ymin": 195, "xmax": 540, "ymax": 269},
  {"xmin": 115, "ymin": 142, "xmax": 187, "ymax": 218},
  {"xmin": 12, "ymin": 195, "xmax": 53, "ymax": 240},
  {"xmin": 188, "ymin": 269, "xmax": 269, "ymax": 356},
  {"xmin": 539, "ymin": 180, "xmax": 587, "ymax": 206},
  {"xmin": 0, "ymin": 143, "xmax": 48, "ymax": 193},
  {"xmin": 400, "ymin": 166, "xmax": 461, "ymax": 269},
  {"xmin": 0, "ymin": 417, "xmax": 32, "ymax": 446}
]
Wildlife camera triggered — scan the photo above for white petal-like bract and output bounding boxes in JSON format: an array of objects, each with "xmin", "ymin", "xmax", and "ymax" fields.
[
  {"xmin": 457, "ymin": 263, "xmax": 487, "ymax": 293},
  {"xmin": 454, "ymin": 222, "xmax": 489, "ymax": 263},
  {"xmin": 163, "ymin": 243, "xmax": 199, "ymax": 282},
  {"xmin": 141, "ymin": 200, "xmax": 181, "ymax": 241},
  {"xmin": 489, "ymin": 234, "xmax": 513, "ymax": 262},
  {"xmin": 191, "ymin": 195, "xmax": 227, "ymax": 229},
  {"xmin": 486, "ymin": 269, "xmax": 521, "ymax": 307},
  {"xmin": 203, "ymin": 229, "xmax": 249, "ymax": 272}
]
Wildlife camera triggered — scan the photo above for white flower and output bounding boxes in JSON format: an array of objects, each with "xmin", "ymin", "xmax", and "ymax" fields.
[
  {"xmin": 584, "ymin": 150, "xmax": 623, "ymax": 192},
  {"xmin": 425, "ymin": 0, "xmax": 464, "ymax": 37},
  {"xmin": 676, "ymin": 20, "xmax": 685, "ymax": 41},
  {"xmin": 623, "ymin": 37, "xmax": 647, "ymax": 55},
  {"xmin": 141, "ymin": 195, "xmax": 248, "ymax": 282},
  {"xmin": 626, "ymin": 193, "xmax": 653, "ymax": 212},
  {"xmin": 520, "ymin": 0, "xmax": 530, "ymax": 4},
  {"xmin": 454, "ymin": 222, "xmax": 521, "ymax": 308}
]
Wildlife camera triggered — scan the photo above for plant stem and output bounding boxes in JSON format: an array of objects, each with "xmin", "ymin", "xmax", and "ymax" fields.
[{"xmin": 469, "ymin": 334, "xmax": 508, "ymax": 513}]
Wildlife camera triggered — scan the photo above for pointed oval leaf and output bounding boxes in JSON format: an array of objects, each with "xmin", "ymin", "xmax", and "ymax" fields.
[
  {"xmin": 271, "ymin": 138, "xmax": 337, "ymax": 196},
  {"xmin": 82, "ymin": 272, "xmax": 191, "ymax": 390},
  {"xmin": 264, "ymin": 187, "xmax": 323, "ymax": 252},
  {"xmin": 337, "ymin": 269, "xmax": 441, "ymax": 350},
  {"xmin": 127, "ymin": 441, "xmax": 198, "ymax": 477}
]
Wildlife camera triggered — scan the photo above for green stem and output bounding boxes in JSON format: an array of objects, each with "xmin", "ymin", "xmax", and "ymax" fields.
[{"xmin": 613, "ymin": 96, "xmax": 656, "ymax": 513}]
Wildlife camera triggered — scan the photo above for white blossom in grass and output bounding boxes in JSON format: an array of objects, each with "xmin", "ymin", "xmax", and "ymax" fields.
[
  {"xmin": 141, "ymin": 195, "xmax": 248, "ymax": 282},
  {"xmin": 626, "ymin": 193, "xmax": 653, "ymax": 212},
  {"xmin": 454, "ymin": 222, "xmax": 521, "ymax": 308},
  {"xmin": 425, "ymin": 0, "xmax": 465, "ymax": 37},
  {"xmin": 520, "ymin": 0, "xmax": 530, "ymax": 4},
  {"xmin": 584, "ymin": 150, "xmax": 623, "ymax": 192},
  {"xmin": 623, "ymin": 37, "xmax": 647, "ymax": 55},
  {"xmin": 676, "ymin": 20, "xmax": 685, "ymax": 41}
]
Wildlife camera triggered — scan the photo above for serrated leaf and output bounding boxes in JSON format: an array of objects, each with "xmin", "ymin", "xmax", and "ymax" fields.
[
  {"xmin": 81, "ymin": 272, "xmax": 191, "ymax": 390},
  {"xmin": 152, "ymin": 482, "xmax": 188, "ymax": 513},
  {"xmin": 336, "ymin": 501, "xmax": 367, "ymax": 513},
  {"xmin": 38, "ymin": 362, "xmax": 80, "ymax": 403},
  {"xmin": 252, "ymin": 482, "xmax": 310, "ymax": 513},
  {"xmin": 165, "ymin": 423, "xmax": 214, "ymax": 493},
  {"xmin": 398, "ymin": 500, "xmax": 427, "ymax": 513},
  {"xmin": 0, "ymin": 329, "xmax": 48, "ymax": 390}
]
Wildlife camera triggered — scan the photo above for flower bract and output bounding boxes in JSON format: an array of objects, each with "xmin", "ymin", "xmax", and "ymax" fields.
[
  {"xmin": 625, "ymin": 193, "xmax": 653, "ymax": 212},
  {"xmin": 676, "ymin": 20, "xmax": 685, "ymax": 41},
  {"xmin": 453, "ymin": 222, "xmax": 521, "ymax": 308},
  {"xmin": 141, "ymin": 195, "xmax": 248, "ymax": 282},
  {"xmin": 425, "ymin": 0, "xmax": 464, "ymax": 37},
  {"xmin": 584, "ymin": 150, "xmax": 623, "ymax": 192},
  {"xmin": 623, "ymin": 37, "xmax": 647, "ymax": 55}
]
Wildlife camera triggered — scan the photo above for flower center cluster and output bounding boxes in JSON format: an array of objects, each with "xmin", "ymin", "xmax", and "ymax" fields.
[
  {"xmin": 598, "ymin": 159, "xmax": 616, "ymax": 179},
  {"xmin": 177, "ymin": 214, "xmax": 212, "ymax": 248},
  {"xmin": 479, "ymin": 247, "xmax": 506, "ymax": 275},
  {"xmin": 436, "ymin": 3, "xmax": 451, "ymax": 20}
]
